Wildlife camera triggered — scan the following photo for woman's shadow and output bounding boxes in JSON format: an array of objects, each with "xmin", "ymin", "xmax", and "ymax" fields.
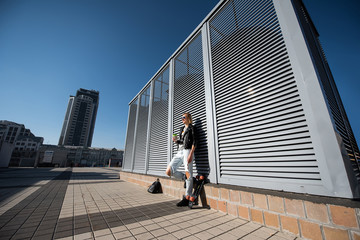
[{"xmin": 193, "ymin": 118, "xmax": 211, "ymax": 208}]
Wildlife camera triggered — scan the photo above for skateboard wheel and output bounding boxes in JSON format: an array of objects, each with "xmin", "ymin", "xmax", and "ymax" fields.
[
  {"xmin": 190, "ymin": 196, "xmax": 195, "ymax": 202},
  {"xmin": 186, "ymin": 195, "xmax": 190, "ymax": 200},
  {"xmin": 199, "ymin": 175, "xmax": 205, "ymax": 181}
]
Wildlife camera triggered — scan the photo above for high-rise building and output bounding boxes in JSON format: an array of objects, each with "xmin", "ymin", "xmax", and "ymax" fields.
[{"xmin": 58, "ymin": 88, "xmax": 99, "ymax": 147}]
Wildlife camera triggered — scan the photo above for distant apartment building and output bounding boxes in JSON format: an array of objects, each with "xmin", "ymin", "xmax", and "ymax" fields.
[
  {"xmin": 37, "ymin": 145, "xmax": 123, "ymax": 167},
  {"xmin": 0, "ymin": 120, "xmax": 43, "ymax": 167},
  {"xmin": 58, "ymin": 88, "xmax": 99, "ymax": 147}
]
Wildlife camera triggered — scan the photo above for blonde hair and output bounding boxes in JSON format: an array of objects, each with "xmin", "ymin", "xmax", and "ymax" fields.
[{"xmin": 183, "ymin": 112, "xmax": 193, "ymax": 124}]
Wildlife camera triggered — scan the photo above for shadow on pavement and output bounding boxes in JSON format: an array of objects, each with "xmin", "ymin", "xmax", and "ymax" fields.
[
  {"xmin": 0, "ymin": 168, "xmax": 121, "ymax": 205},
  {"xmin": 54, "ymin": 199, "xmax": 193, "ymax": 239}
]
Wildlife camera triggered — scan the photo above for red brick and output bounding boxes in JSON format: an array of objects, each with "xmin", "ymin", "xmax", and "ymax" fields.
[
  {"xmin": 251, "ymin": 208, "xmax": 264, "ymax": 224},
  {"xmin": 218, "ymin": 200, "xmax": 227, "ymax": 213},
  {"xmin": 230, "ymin": 190, "xmax": 240, "ymax": 203},
  {"xmin": 178, "ymin": 180, "xmax": 185, "ymax": 189},
  {"xmin": 304, "ymin": 201, "xmax": 329, "ymax": 223},
  {"xmin": 329, "ymin": 205, "xmax": 358, "ymax": 228},
  {"xmin": 268, "ymin": 196, "xmax": 285, "ymax": 213},
  {"xmin": 209, "ymin": 198, "xmax": 218, "ymax": 210},
  {"xmin": 264, "ymin": 211, "xmax": 279, "ymax": 229},
  {"xmin": 212, "ymin": 187, "xmax": 219, "ymax": 198},
  {"xmin": 227, "ymin": 202, "xmax": 238, "ymax": 217},
  {"xmin": 238, "ymin": 206, "xmax": 250, "ymax": 220},
  {"xmin": 173, "ymin": 180, "xmax": 181, "ymax": 188},
  {"xmin": 161, "ymin": 179, "xmax": 167, "ymax": 186},
  {"xmin": 323, "ymin": 226, "xmax": 349, "ymax": 240},
  {"xmin": 170, "ymin": 188, "xmax": 175, "ymax": 197},
  {"xmin": 240, "ymin": 191, "xmax": 253, "ymax": 206},
  {"xmin": 204, "ymin": 185, "xmax": 212, "ymax": 196},
  {"xmin": 253, "ymin": 193, "xmax": 268, "ymax": 210},
  {"xmin": 280, "ymin": 215, "xmax": 299, "ymax": 235},
  {"xmin": 299, "ymin": 219, "xmax": 322, "ymax": 240},
  {"xmin": 284, "ymin": 198, "xmax": 305, "ymax": 217},
  {"xmin": 220, "ymin": 188, "xmax": 230, "ymax": 201},
  {"xmin": 175, "ymin": 189, "xmax": 182, "ymax": 199}
]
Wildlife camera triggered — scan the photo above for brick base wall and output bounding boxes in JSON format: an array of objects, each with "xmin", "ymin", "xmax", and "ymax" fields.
[{"xmin": 120, "ymin": 171, "xmax": 360, "ymax": 240}]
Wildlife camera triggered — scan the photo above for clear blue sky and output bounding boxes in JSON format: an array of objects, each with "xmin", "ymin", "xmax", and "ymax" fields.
[{"xmin": 0, "ymin": 0, "xmax": 359, "ymax": 150}]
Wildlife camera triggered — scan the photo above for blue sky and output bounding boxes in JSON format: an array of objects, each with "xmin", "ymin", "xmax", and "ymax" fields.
[{"xmin": 0, "ymin": 0, "xmax": 359, "ymax": 150}]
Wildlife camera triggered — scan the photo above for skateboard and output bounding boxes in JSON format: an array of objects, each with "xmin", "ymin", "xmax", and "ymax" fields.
[{"xmin": 188, "ymin": 175, "xmax": 207, "ymax": 209}]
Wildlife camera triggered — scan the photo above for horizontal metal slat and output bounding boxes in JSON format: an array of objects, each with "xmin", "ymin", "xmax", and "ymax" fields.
[
  {"xmin": 219, "ymin": 111, "xmax": 307, "ymax": 135},
  {"xmin": 214, "ymin": 57, "xmax": 291, "ymax": 103},
  {"xmin": 219, "ymin": 143, "xmax": 315, "ymax": 155},
  {"xmin": 218, "ymin": 125, "xmax": 311, "ymax": 143},
  {"xmin": 220, "ymin": 137, "xmax": 312, "ymax": 151},
  {"xmin": 212, "ymin": 38, "xmax": 287, "ymax": 84},
  {"xmin": 216, "ymin": 81, "xmax": 298, "ymax": 119},
  {"xmin": 213, "ymin": 64, "xmax": 292, "ymax": 104},
  {"xmin": 217, "ymin": 94, "xmax": 301, "ymax": 129},
  {"xmin": 220, "ymin": 166, "xmax": 319, "ymax": 173},
  {"xmin": 211, "ymin": 22, "xmax": 282, "ymax": 69},
  {"xmin": 220, "ymin": 171, "xmax": 320, "ymax": 180},
  {"xmin": 219, "ymin": 132, "xmax": 312, "ymax": 147},
  {"xmin": 213, "ymin": 61, "xmax": 291, "ymax": 97},
  {"xmin": 219, "ymin": 128, "xmax": 311, "ymax": 146},
  {"xmin": 219, "ymin": 155, "xmax": 316, "ymax": 162},
  {"xmin": 217, "ymin": 100, "xmax": 303, "ymax": 127},
  {"xmin": 215, "ymin": 77, "xmax": 297, "ymax": 114},
  {"xmin": 219, "ymin": 148, "xmax": 315, "ymax": 158},
  {"xmin": 210, "ymin": 0, "xmax": 265, "ymax": 38},
  {"xmin": 221, "ymin": 161, "xmax": 319, "ymax": 167}
]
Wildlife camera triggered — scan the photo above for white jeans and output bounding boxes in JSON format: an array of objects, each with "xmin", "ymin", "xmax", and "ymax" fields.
[{"xmin": 168, "ymin": 149, "xmax": 194, "ymax": 197}]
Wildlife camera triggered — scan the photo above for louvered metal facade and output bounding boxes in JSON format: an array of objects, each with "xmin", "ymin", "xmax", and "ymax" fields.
[
  {"xmin": 172, "ymin": 33, "xmax": 209, "ymax": 176},
  {"xmin": 123, "ymin": 0, "xmax": 360, "ymax": 198},
  {"xmin": 147, "ymin": 67, "xmax": 170, "ymax": 175},
  {"xmin": 289, "ymin": 0, "xmax": 360, "ymax": 184},
  {"xmin": 209, "ymin": 0, "xmax": 319, "ymax": 184},
  {"xmin": 123, "ymin": 100, "xmax": 138, "ymax": 171},
  {"xmin": 132, "ymin": 86, "xmax": 151, "ymax": 173}
]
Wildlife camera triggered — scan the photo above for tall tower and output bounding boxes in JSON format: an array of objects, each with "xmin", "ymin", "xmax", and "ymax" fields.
[{"xmin": 58, "ymin": 88, "xmax": 99, "ymax": 147}]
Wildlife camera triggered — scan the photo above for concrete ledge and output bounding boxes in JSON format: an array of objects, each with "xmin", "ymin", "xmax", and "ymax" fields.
[{"xmin": 120, "ymin": 170, "xmax": 360, "ymax": 240}]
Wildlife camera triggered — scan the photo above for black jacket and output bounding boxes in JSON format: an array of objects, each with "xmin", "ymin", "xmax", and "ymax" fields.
[{"xmin": 176, "ymin": 124, "xmax": 197, "ymax": 150}]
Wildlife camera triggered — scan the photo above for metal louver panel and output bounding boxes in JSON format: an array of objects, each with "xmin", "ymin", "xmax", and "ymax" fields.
[
  {"xmin": 133, "ymin": 86, "xmax": 151, "ymax": 172},
  {"xmin": 123, "ymin": 99, "xmax": 138, "ymax": 171},
  {"xmin": 148, "ymin": 67, "xmax": 170, "ymax": 174},
  {"xmin": 316, "ymin": 37, "xmax": 360, "ymax": 176},
  {"xmin": 173, "ymin": 32, "xmax": 209, "ymax": 175},
  {"xmin": 295, "ymin": 2, "xmax": 360, "ymax": 177},
  {"xmin": 209, "ymin": 0, "xmax": 319, "ymax": 181}
]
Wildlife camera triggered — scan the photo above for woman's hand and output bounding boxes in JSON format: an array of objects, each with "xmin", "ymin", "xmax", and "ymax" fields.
[{"xmin": 188, "ymin": 145, "xmax": 195, "ymax": 164}]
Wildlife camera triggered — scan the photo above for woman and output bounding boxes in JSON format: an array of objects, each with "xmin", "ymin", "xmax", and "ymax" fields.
[{"xmin": 166, "ymin": 112, "xmax": 197, "ymax": 207}]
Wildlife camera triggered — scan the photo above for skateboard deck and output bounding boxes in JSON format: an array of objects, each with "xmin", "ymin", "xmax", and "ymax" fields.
[{"xmin": 189, "ymin": 175, "xmax": 207, "ymax": 209}]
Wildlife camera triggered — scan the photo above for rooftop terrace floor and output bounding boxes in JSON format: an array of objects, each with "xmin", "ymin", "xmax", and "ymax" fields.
[{"xmin": 0, "ymin": 167, "xmax": 300, "ymax": 240}]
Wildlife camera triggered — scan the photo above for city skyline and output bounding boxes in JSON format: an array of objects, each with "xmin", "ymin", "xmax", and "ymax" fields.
[{"xmin": 0, "ymin": 0, "xmax": 359, "ymax": 149}]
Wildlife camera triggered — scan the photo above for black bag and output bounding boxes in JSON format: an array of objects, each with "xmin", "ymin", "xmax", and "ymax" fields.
[{"xmin": 148, "ymin": 178, "xmax": 162, "ymax": 194}]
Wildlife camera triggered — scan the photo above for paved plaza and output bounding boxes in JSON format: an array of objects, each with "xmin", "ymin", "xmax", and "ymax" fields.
[{"xmin": 0, "ymin": 168, "xmax": 301, "ymax": 240}]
